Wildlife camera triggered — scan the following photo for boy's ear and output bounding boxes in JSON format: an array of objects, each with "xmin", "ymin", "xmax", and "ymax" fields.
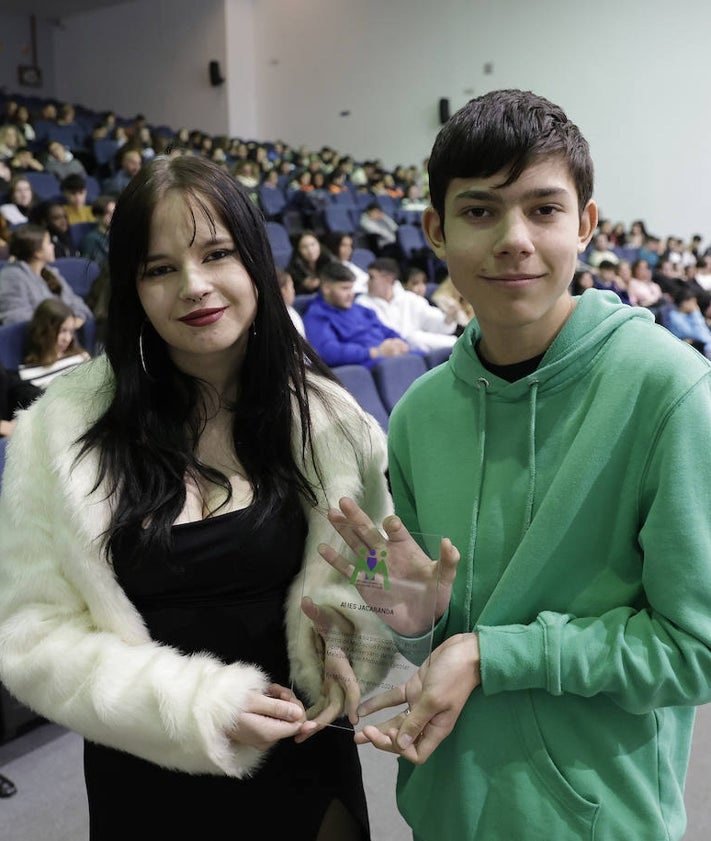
[
  {"xmin": 422, "ymin": 206, "xmax": 446, "ymax": 259},
  {"xmin": 577, "ymin": 199, "xmax": 598, "ymax": 253}
]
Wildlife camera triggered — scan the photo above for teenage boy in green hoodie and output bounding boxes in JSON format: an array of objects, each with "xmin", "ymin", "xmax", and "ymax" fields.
[{"xmin": 327, "ymin": 89, "xmax": 711, "ymax": 840}]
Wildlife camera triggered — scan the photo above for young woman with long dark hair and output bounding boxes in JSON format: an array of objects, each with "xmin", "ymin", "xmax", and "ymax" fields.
[{"xmin": 0, "ymin": 155, "xmax": 392, "ymax": 840}]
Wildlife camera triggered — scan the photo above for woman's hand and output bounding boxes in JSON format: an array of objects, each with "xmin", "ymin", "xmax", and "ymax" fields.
[
  {"xmin": 226, "ymin": 683, "xmax": 306, "ymax": 751},
  {"xmin": 354, "ymin": 633, "xmax": 480, "ymax": 764},
  {"xmin": 295, "ymin": 597, "xmax": 362, "ymax": 743},
  {"xmin": 318, "ymin": 497, "xmax": 460, "ymax": 636}
]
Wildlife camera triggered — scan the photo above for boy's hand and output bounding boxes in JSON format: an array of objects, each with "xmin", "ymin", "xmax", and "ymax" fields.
[
  {"xmin": 318, "ymin": 497, "xmax": 459, "ymax": 636},
  {"xmin": 353, "ymin": 633, "xmax": 480, "ymax": 764}
]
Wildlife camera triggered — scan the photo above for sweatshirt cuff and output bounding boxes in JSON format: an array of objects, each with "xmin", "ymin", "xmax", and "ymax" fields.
[{"xmin": 477, "ymin": 612, "xmax": 572, "ymax": 696}]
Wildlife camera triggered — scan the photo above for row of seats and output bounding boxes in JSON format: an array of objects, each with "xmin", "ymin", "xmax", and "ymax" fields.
[
  {"xmin": 265, "ymin": 216, "xmax": 430, "ymax": 272},
  {"xmin": 260, "ymin": 185, "xmax": 422, "ymax": 229},
  {"xmin": 3, "ymin": 170, "xmax": 102, "ymax": 204},
  {"xmin": 333, "ymin": 349, "xmax": 451, "ymax": 432}
]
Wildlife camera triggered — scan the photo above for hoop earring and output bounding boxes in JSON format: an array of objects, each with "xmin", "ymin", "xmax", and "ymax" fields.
[
  {"xmin": 251, "ymin": 320, "xmax": 257, "ymax": 338},
  {"xmin": 139, "ymin": 320, "xmax": 155, "ymax": 380}
]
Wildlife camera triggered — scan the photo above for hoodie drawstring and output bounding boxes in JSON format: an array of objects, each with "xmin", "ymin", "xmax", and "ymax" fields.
[
  {"xmin": 522, "ymin": 379, "xmax": 539, "ymax": 537},
  {"xmin": 466, "ymin": 376, "xmax": 539, "ymax": 628},
  {"xmin": 465, "ymin": 377, "xmax": 489, "ymax": 629}
]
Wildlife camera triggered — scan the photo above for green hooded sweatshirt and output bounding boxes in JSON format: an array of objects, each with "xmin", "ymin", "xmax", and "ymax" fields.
[{"xmin": 387, "ymin": 288, "xmax": 711, "ymax": 841}]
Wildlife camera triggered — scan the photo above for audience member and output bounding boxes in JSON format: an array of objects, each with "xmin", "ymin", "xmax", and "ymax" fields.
[
  {"xmin": 356, "ymin": 257, "xmax": 457, "ymax": 352},
  {"xmin": 399, "ymin": 183, "xmax": 429, "ymax": 213},
  {"xmin": 664, "ymin": 286, "xmax": 711, "ymax": 358},
  {"xmin": 0, "ymin": 224, "xmax": 93, "ymax": 326},
  {"xmin": 60, "ymin": 173, "xmax": 96, "ymax": 224},
  {"xmin": 402, "ymin": 266, "xmax": 428, "ymax": 297},
  {"xmin": 429, "ymin": 275, "xmax": 476, "ymax": 334},
  {"xmin": 276, "ymin": 267, "xmax": 305, "ymax": 337},
  {"xmin": 18, "ymin": 298, "xmax": 91, "ymax": 389},
  {"xmin": 30, "ymin": 200, "xmax": 80, "ymax": 258},
  {"xmin": 9, "ymin": 103, "xmax": 36, "ymax": 146},
  {"xmin": 615, "ymin": 258, "xmax": 634, "ymax": 297},
  {"xmin": 233, "ymin": 159, "xmax": 261, "ymax": 205},
  {"xmin": 638, "ymin": 234, "xmax": 662, "ymax": 268},
  {"xmin": 570, "ymin": 267, "xmax": 596, "ymax": 296},
  {"xmin": 303, "ymin": 259, "xmax": 412, "ymax": 368},
  {"xmin": 585, "ymin": 231, "xmax": 619, "ymax": 267},
  {"xmin": 286, "ymin": 230, "xmax": 334, "ymax": 295},
  {"xmin": 627, "ymin": 258, "xmax": 665, "ymax": 313},
  {"xmin": 102, "ymin": 146, "xmax": 142, "ymax": 195},
  {"xmin": 54, "ymin": 103, "xmax": 86, "ymax": 152},
  {"xmin": 321, "ymin": 230, "xmax": 369, "ymax": 293},
  {"xmin": 0, "ymin": 124, "xmax": 25, "ymax": 162},
  {"xmin": 43, "ymin": 140, "xmax": 87, "ymax": 182},
  {"xmin": 625, "ymin": 219, "xmax": 648, "ymax": 250},
  {"xmin": 359, "ymin": 202, "xmax": 400, "ymax": 257},
  {"xmin": 0, "ymin": 173, "xmax": 37, "ymax": 226},
  {"xmin": 80, "ymin": 195, "xmax": 114, "ymax": 265},
  {"xmin": 595, "ymin": 259, "xmax": 631, "ymax": 304},
  {"xmin": 0, "ymin": 124, "xmax": 43, "ymax": 173}
]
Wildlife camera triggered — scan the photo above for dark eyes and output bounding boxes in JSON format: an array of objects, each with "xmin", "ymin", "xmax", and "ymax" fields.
[
  {"xmin": 204, "ymin": 248, "xmax": 235, "ymax": 262},
  {"xmin": 461, "ymin": 205, "xmax": 560, "ymax": 219},
  {"xmin": 143, "ymin": 264, "xmax": 172, "ymax": 278},
  {"xmin": 143, "ymin": 249, "xmax": 236, "ymax": 278}
]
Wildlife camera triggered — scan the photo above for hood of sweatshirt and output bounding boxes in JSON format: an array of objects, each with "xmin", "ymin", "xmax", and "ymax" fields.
[{"xmin": 449, "ymin": 289, "xmax": 654, "ymax": 400}]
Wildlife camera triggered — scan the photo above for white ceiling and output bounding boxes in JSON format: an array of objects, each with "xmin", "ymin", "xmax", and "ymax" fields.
[{"xmin": 1, "ymin": 0, "xmax": 131, "ymax": 20}]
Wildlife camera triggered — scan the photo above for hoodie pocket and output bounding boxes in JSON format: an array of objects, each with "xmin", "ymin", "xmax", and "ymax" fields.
[{"xmin": 512, "ymin": 691, "xmax": 599, "ymax": 831}]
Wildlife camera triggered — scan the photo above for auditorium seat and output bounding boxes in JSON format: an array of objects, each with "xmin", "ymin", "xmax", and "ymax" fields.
[
  {"xmin": 332, "ymin": 364, "xmax": 389, "ymax": 432},
  {"xmin": 0, "ymin": 321, "xmax": 29, "ymax": 370},
  {"xmin": 370, "ymin": 354, "xmax": 428, "ymax": 414},
  {"xmin": 265, "ymin": 221, "xmax": 293, "ymax": 269},
  {"xmin": 50, "ymin": 257, "xmax": 101, "ymax": 299}
]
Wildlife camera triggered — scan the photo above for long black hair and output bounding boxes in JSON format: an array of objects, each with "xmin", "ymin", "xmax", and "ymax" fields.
[{"xmin": 77, "ymin": 154, "xmax": 338, "ymax": 564}]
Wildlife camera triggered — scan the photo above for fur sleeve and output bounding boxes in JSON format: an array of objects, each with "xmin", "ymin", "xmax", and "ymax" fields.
[{"xmin": 0, "ymin": 368, "xmax": 276, "ymax": 779}]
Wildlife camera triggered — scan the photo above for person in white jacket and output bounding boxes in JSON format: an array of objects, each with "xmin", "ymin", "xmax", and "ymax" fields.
[
  {"xmin": 356, "ymin": 257, "xmax": 458, "ymax": 352},
  {"xmin": 0, "ymin": 155, "xmax": 395, "ymax": 841}
]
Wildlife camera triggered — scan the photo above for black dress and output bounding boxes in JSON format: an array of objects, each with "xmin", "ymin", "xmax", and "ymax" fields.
[{"xmin": 84, "ymin": 501, "xmax": 370, "ymax": 840}]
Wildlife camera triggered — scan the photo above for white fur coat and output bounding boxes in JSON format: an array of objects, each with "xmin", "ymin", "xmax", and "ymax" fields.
[{"xmin": 0, "ymin": 356, "xmax": 392, "ymax": 778}]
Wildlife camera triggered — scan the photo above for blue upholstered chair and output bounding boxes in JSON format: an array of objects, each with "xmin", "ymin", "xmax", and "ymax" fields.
[
  {"xmin": 370, "ymin": 354, "xmax": 428, "ymax": 414},
  {"xmin": 332, "ymin": 364, "xmax": 389, "ymax": 432}
]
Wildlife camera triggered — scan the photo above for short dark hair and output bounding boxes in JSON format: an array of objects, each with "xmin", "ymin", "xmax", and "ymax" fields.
[
  {"xmin": 60, "ymin": 173, "xmax": 87, "ymax": 193},
  {"xmin": 319, "ymin": 260, "xmax": 355, "ymax": 283},
  {"xmin": 598, "ymin": 260, "xmax": 617, "ymax": 271},
  {"xmin": 673, "ymin": 286, "xmax": 696, "ymax": 307},
  {"xmin": 368, "ymin": 257, "xmax": 400, "ymax": 278},
  {"xmin": 427, "ymin": 89, "xmax": 594, "ymax": 225},
  {"xmin": 91, "ymin": 194, "xmax": 115, "ymax": 216}
]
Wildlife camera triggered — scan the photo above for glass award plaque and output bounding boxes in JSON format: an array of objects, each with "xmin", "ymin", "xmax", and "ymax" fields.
[{"xmin": 296, "ymin": 521, "xmax": 441, "ymax": 731}]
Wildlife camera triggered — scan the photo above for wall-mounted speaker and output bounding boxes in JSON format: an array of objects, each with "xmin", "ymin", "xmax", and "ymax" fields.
[
  {"xmin": 438, "ymin": 97, "xmax": 451, "ymax": 124},
  {"xmin": 208, "ymin": 60, "xmax": 225, "ymax": 87}
]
